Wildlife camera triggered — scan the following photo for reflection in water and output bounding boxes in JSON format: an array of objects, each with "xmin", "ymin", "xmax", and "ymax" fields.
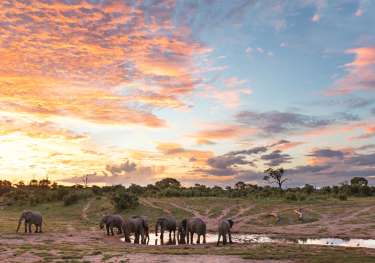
[
  {"xmin": 298, "ymin": 238, "xmax": 375, "ymax": 248},
  {"xmin": 121, "ymin": 233, "xmax": 375, "ymax": 248},
  {"xmin": 120, "ymin": 233, "xmax": 375, "ymax": 249}
]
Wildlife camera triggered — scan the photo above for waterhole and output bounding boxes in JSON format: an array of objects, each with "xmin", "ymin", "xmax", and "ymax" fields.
[{"xmin": 120, "ymin": 233, "xmax": 375, "ymax": 249}]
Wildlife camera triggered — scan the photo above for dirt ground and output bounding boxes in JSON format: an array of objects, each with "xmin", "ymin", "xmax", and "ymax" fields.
[{"xmin": 2, "ymin": 197, "xmax": 375, "ymax": 262}]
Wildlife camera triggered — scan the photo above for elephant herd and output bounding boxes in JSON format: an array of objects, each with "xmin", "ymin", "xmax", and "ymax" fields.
[{"xmin": 16, "ymin": 210, "xmax": 234, "ymax": 246}]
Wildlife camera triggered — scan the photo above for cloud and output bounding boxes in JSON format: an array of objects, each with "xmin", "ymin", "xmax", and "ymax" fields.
[
  {"xmin": 157, "ymin": 143, "xmax": 213, "ymax": 165},
  {"xmin": 0, "ymin": 116, "xmax": 86, "ymax": 140},
  {"xmin": 62, "ymin": 162, "xmax": 165, "ymax": 186},
  {"xmin": 200, "ymin": 84, "xmax": 252, "ymax": 108},
  {"xmin": 0, "ymin": 1, "xmax": 210, "ymax": 127},
  {"xmin": 260, "ymin": 150, "xmax": 292, "ymax": 166},
  {"xmin": 327, "ymin": 47, "xmax": 375, "ymax": 95},
  {"xmin": 236, "ymin": 110, "xmax": 333, "ymax": 135},
  {"xmin": 106, "ymin": 160, "xmax": 137, "ymax": 176},
  {"xmin": 355, "ymin": 8, "xmax": 363, "ymax": 16},
  {"xmin": 307, "ymin": 149, "xmax": 345, "ymax": 159},
  {"xmin": 311, "ymin": 13, "xmax": 320, "ymax": 22},
  {"xmin": 191, "ymin": 124, "xmax": 256, "ymax": 145},
  {"xmin": 236, "ymin": 109, "xmax": 361, "ymax": 137}
]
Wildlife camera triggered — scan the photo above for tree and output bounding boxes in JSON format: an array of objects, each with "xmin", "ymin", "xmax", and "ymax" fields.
[
  {"xmin": 234, "ymin": 181, "xmax": 246, "ymax": 190},
  {"xmin": 38, "ymin": 179, "xmax": 51, "ymax": 188},
  {"xmin": 263, "ymin": 167, "xmax": 287, "ymax": 190},
  {"xmin": 29, "ymin": 179, "xmax": 38, "ymax": 187},
  {"xmin": 111, "ymin": 189, "xmax": 139, "ymax": 210},
  {"xmin": 350, "ymin": 177, "xmax": 368, "ymax": 186},
  {"xmin": 155, "ymin": 178, "xmax": 181, "ymax": 189}
]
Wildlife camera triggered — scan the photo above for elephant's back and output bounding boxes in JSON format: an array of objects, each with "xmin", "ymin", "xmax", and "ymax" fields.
[
  {"xmin": 189, "ymin": 218, "xmax": 206, "ymax": 234},
  {"xmin": 166, "ymin": 217, "xmax": 177, "ymax": 229},
  {"xmin": 112, "ymin": 215, "xmax": 125, "ymax": 224}
]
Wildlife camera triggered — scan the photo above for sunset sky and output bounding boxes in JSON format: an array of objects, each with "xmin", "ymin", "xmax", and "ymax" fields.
[{"xmin": 0, "ymin": 0, "xmax": 374, "ymax": 187}]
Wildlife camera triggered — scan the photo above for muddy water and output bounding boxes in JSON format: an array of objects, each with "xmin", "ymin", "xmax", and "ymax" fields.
[{"xmin": 120, "ymin": 233, "xmax": 375, "ymax": 249}]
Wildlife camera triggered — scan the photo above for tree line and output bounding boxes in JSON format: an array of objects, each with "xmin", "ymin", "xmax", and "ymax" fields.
[{"xmin": 0, "ymin": 169, "xmax": 373, "ymax": 209}]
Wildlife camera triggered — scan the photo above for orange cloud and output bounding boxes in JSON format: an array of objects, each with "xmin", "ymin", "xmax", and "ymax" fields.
[
  {"xmin": 157, "ymin": 143, "xmax": 213, "ymax": 165},
  {"xmin": 0, "ymin": 0, "xmax": 209, "ymax": 127},
  {"xmin": 0, "ymin": 117, "xmax": 86, "ymax": 141},
  {"xmin": 327, "ymin": 47, "xmax": 375, "ymax": 95},
  {"xmin": 191, "ymin": 125, "xmax": 256, "ymax": 144}
]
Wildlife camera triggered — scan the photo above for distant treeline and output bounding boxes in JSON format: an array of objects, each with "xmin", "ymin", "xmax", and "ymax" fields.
[{"xmin": 0, "ymin": 176, "xmax": 373, "ymax": 209}]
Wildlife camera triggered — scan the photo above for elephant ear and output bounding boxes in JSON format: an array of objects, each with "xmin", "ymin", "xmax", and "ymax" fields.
[{"xmin": 228, "ymin": 219, "xmax": 234, "ymax": 228}]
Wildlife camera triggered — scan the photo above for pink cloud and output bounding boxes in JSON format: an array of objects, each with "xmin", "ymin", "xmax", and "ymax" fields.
[{"xmin": 326, "ymin": 47, "xmax": 375, "ymax": 95}]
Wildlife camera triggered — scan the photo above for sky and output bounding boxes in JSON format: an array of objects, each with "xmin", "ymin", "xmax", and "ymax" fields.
[{"xmin": 0, "ymin": 0, "xmax": 374, "ymax": 187}]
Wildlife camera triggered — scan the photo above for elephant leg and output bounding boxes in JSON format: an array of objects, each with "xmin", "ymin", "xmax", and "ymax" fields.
[
  {"xmin": 24, "ymin": 222, "xmax": 27, "ymax": 233},
  {"xmin": 106, "ymin": 225, "xmax": 110, "ymax": 236},
  {"xmin": 140, "ymin": 232, "xmax": 145, "ymax": 245},
  {"xmin": 217, "ymin": 234, "xmax": 221, "ymax": 246},
  {"xmin": 186, "ymin": 231, "xmax": 189, "ymax": 244},
  {"xmin": 39, "ymin": 224, "xmax": 43, "ymax": 233},
  {"xmin": 169, "ymin": 230, "xmax": 172, "ymax": 243},
  {"xmin": 110, "ymin": 226, "xmax": 114, "ymax": 236},
  {"xmin": 35, "ymin": 225, "xmax": 38, "ymax": 233},
  {"xmin": 161, "ymin": 232, "xmax": 164, "ymax": 245},
  {"xmin": 190, "ymin": 232, "xmax": 194, "ymax": 244},
  {"xmin": 229, "ymin": 230, "xmax": 233, "ymax": 244},
  {"xmin": 173, "ymin": 230, "xmax": 176, "ymax": 242},
  {"xmin": 203, "ymin": 234, "xmax": 206, "ymax": 244},
  {"xmin": 223, "ymin": 234, "xmax": 227, "ymax": 245},
  {"xmin": 28, "ymin": 223, "xmax": 32, "ymax": 233},
  {"xmin": 197, "ymin": 234, "xmax": 200, "ymax": 244}
]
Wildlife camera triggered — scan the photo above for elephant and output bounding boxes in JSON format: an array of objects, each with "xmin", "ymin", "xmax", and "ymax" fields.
[
  {"xmin": 155, "ymin": 216, "xmax": 177, "ymax": 245},
  {"xmin": 217, "ymin": 219, "xmax": 234, "ymax": 246},
  {"xmin": 16, "ymin": 211, "xmax": 43, "ymax": 233},
  {"xmin": 179, "ymin": 217, "xmax": 206, "ymax": 244},
  {"xmin": 177, "ymin": 220, "xmax": 186, "ymax": 244},
  {"xmin": 130, "ymin": 215, "xmax": 149, "ymax": 244},
  {"xmin": 100, "ymin": 214, "xmax": 124, "ymax": 236},
  {"xmin": 122, "ymin": 216, "xmax": 148, "ymax": 244}
]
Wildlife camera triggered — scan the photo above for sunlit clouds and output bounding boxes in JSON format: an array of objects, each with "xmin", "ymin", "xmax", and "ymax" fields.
[{"xmin": 0, "ymin": 0, "xmax": 374, "ymax": 187}]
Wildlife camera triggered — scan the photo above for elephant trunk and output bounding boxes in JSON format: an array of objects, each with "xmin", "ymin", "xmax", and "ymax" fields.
[{"xmin": 16, "ymin": 215, "xmax": 23, "ymax": 232}]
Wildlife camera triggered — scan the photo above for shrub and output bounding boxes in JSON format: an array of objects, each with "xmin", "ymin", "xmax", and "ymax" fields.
[
  {"xmin": 111, "ymin": 189, "xmax": 139, "ymax": 210},
  {"xmin": 63, "ymin": 193, "xmax": 80, "ymax": 206},
  {"xmin": 338, "ymin": 194, "xmax": 348, "ymax": 201},
  {"xmin": 286, "ymin": 193, "xmax": 298, "ymax": 201}
]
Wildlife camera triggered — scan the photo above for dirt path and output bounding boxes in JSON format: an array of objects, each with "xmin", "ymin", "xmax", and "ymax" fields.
[{"xmin": 81, "ymin": 199, "xmax": 92, "ymax": 220}]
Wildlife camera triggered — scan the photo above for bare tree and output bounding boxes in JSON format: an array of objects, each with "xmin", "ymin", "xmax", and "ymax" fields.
[{"xmin": 263, "ymin": 167, "xmax": 287, "ymax": 189}]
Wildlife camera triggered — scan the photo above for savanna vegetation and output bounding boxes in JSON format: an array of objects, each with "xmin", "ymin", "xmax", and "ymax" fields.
[
  {"xmin": 0, "ymin": 172, "xmax": 373, "ymax": 209},
  {"xmin": 1, "ymin": 171, "xmax": 375, "ymax": 262}
]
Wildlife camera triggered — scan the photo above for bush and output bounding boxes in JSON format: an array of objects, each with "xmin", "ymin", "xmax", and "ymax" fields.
[
  {"xmin": 111, "ymin": 189, "xmax": 139, "ymax": 210},
  {"xmin": 286, "ymin": 193, "xmax": 298, "ymax": 201},
  {"xmin": 337, "ymin": 194, "xmax": 348, "ymax": 201},
  {"xmin": 63, "ymin": 193, "xmax": 80, "ymax": 206}
]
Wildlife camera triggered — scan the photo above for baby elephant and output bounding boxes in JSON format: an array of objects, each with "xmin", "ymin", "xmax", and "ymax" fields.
[
  {"xmin": 217, "ymin": 219, "xmax": 234, "ymax": 246},
  {"xmin": 16, "ymin": 211, "xmax": 43, "ymax": 233},
  {"xmin": 100, "ymin": 214, "xmax": 124, "ymax": 236}
]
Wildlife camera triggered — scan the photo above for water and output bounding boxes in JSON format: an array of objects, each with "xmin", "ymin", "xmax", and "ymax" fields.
[{"xmin": 120, "ymin": 233, "xmax": 375, "ymax": 249}]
